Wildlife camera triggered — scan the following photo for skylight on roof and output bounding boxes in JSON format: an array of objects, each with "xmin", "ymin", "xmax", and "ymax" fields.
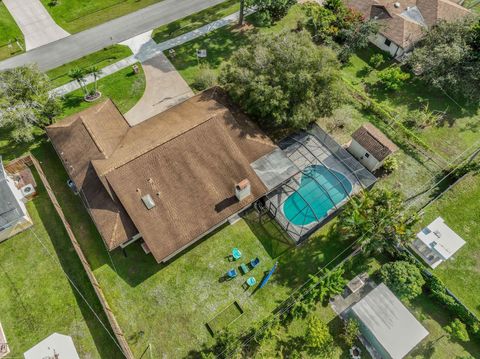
[{"xmin": 142, "ymin": 194, "xmax": 156, "ymax": 210}]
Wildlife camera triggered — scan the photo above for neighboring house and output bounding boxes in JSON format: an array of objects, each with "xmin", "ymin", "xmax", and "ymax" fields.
[
  {"xmin": 47, "ymin": 90, "xmax": 290, "ymax": 263},
  {"xmin": 348, "ymin": 283, "xmax": 429, "ymax": 359},
  {"xmin": 0, "ymin": 322, "xmax": 9, "ymax": 359},
  {"xmin": 345, "ymin": 0, "xmax": 471, "ymax": 57},
  {"xmin": 347, "ymin": 123, "xmax": 398, "ymax": 172},
  {"xmin": 24, "ymin": 333, "xmax": 80, "ymax": 359},
  {"xmin": 0, "ymin": 158, "xmax": 33, "ymax": 242},
  {"xmin": 411, "ymin": 216, "xmax": 465, "ymax": 268}
]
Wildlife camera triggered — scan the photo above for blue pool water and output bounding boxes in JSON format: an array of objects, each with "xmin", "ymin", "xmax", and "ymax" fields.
[{"xmin": 283, "ymin": 165, "xmax": 352, "ymax": 226}]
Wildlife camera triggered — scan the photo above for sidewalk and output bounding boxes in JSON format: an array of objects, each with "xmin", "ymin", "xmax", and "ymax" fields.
[{"xmin": 52, "ymin": 8, "xmax": 254, "ymax": 96}]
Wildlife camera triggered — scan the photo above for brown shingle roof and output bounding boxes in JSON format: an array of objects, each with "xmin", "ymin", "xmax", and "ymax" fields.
[
  {"xmin": 352, "ymin": 123, "xmax": 398, "ymax": 161},
  {"xmin": 47, "ymin": 100, "xmax": 138, "ymax": 250},
  {"xmin": 345, "ymin": 0, "xmax": 471, "ymax": 48},
  {"xmin": 48, "ymin": 89, "xmax": 276, "ymax": 262}
]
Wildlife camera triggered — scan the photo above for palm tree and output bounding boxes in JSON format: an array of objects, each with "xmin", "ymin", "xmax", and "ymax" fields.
[
  {"xmin": 86, "ymin": 66, "xmax": 102, "ymax": 96},
  {"xmin": 68, "ymin": 67, "xmax": 87, "ymax": 96}
]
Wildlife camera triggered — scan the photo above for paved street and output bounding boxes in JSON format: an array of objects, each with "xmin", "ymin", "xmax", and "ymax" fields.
[
  {"xmin": 3, "ymin": 0, "xmax": 69, "ymax": 50},
  {"xmin": 0, "ymin": 0, "xmax": 225, "ymax": 72}
]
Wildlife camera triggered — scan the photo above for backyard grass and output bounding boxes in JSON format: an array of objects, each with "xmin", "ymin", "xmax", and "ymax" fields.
[
  {"xmin": 46, "ymin": 45, "xmax": 133, "ymax": 87},
  {"xmin": 59, "ymin": 63, "xmax": 145, "ymax": 117},
  {"xmin": 152, "ymin": 0, "xmax": 240, "ymax": 43},
  {"xmin": 0, "ymin": 169, "xmax": 122, "ymax": 358},
  {"xmin": 418, "ymin": 173, "xmax": 480, "ymax": 318},
  {"xmin": 341, "ymin": 46, "xmax": 480, "ymax": 162},
  {"xmin": 40, "ymin": 0, "xmax": 163, "ymax": 33},
  {"xmin": 25, "ymin": 141, "xmax": 359, "ymax": 357},
  {"xmin": 0, "ymin": 2, "xmax": 24, "ymax": 60}
]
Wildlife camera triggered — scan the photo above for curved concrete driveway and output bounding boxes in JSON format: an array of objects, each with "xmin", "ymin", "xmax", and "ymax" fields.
[
  {"xmin": 3, "ymin": 0, "xmax": 69, "ymax": 50},
  {"xmin": 124, "ymin": 52, "xmax": 193, "ymax": 126}
]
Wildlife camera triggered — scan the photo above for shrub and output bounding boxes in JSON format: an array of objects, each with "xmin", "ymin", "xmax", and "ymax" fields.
[
  {"xmin": 445, "ymin": 319, "xmax": 470, "ymax": 342},
  {"xmin": 380, "ymin": 261, "xmax": 425, "ymax": 301},
  {"xmin": 378, "ymin": 66, "xmax": 410, "ymax": 90},
  {"xmin": 341, "ymin": 318, "xmax": 360, "ymax": 347},
  {"xmin": 193, "ymin": 65, "xmax": 217, "ymax": 91},
  {"xmin": 382, "ymin": 156, "xmax": 399, "ymax": 173},
  {"xmin": 369, "ymin": 53, "xmax": 385, "ymax": 68},
  {"xmin": 305, "ymin": 315, "xmax": 334, "ymax": 355}
]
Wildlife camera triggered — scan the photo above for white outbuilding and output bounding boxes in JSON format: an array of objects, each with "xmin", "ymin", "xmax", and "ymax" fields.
[
  {"xmin": 412, "ymin": 216, "xmax": 466, "ymax": 268},
  {"xmin": 347, "ymin": 123, "xmax": 398, "ymax": 172},
  {"xmin": 24, "ymin": 333, "xmax": 80, "ymax": 359}
]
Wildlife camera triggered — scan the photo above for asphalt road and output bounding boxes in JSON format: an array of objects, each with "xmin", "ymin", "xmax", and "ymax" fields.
[{"xmin": 0, "ymin": 0, "xmax": 226, "ymax": 72}]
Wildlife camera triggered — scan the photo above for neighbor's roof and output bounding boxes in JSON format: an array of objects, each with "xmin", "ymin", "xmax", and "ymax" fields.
[
  {"xmin": 345, "ymin": 0, "xmax": 471, "ymax": 48},
  {"xmin": 351, "ymin": 123, "xmax": 398, "ymax": 161},
  {"xmin": 48, "ymin": 90, "xmax": 277, "ymax": 262},
  {"xmin": 0, "ymin": 158, "xmax": 24, "ymax": 230},
  {"xmin": 416, "ymin": 216, "xmax": 465, "ymax": 260},
  {"xmin": 351, "ymin": 283, "xmax": 429, "ymax": 359},
  {"xmin": 24, "ymin": 333, "xmax": 80, "ymax": 359}
]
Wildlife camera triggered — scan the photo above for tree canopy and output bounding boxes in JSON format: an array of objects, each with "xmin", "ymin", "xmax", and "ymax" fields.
[
  {"xmin": 220, "ymin": 30, "xmax": 344, "ymax": 130},
  {"xmin": 338, "ymin": 188, "xmax": 418, "ymax": 254},
  {"xmin": 301, "ymin": 1, "xmax": 378, "ymax": 62},
  {"xmin": 380, "ymin": 261, "xmax": 425, "ymax": 301},
  {"xmin": 246, "ymin": 0, "xmax": 296, "ymax": 25},
  {"xmin": 408, "ymin": 17, "xmax": 480, "ymax": 104},
  {"xmin": 305, "ymin": 315, "xmax": 334, "ymax": 355},
  {"xmin": 0, "ymin": 65, "xmax": 60, "ymax": 142}
]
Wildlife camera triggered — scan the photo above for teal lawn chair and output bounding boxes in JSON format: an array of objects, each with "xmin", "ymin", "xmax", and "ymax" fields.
[
  {"xmin": 232, "ymin": 248, "xmax": 242, "ymax": 260},
  {"xmin": 246, "ymin": 277, "xmax": 256, "ymax": 287}
]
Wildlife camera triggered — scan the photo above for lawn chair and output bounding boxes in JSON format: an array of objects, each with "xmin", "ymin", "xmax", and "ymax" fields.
[
  {"xmin": 250, "ymin": 257, "xmax": 260, "ymax": 268},
  {"xmin": 239, "ymin": 263, "xmax": 250, "ymax": 275},
  {"xmin": 232, "ymin": 248, "xmax": 242, "ymax": 260},
  {"xmin": 246, "ymin": 277, "xmax": 256, "ymax": 287},
  {"xmin": 226, "ymin": 268, "xmax": 237, "ymax": 279}
]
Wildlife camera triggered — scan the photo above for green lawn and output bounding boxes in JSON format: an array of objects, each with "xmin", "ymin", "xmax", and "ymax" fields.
[
  {"xmin": 59, "ymin": 63, "xmax": 145, "ymax": 117},
  {"xmin": 341, "ymin": 46, "xmax": 480, "ymax": 162},
  {"xmin": 47, "ymin": 45, "xmax": 132, "ymax": 87},
  {"xmin": 26, "ymin": 141, "xmax": 358, "ymax": 357},
  {"xmin": 167, "ymin": 4, "xmax": 306, "ymax": 87},
  {"xmin": 40, "ymin": 0, "xmax": 163, "ymax": 33},
  {"xmin": 0, "ymin": 64, "xmax": 145, "ymax": 162},
  {"xmin": 0, "ymin": 2, "xmax": 24, "ymax": 60},
  {"xmin": 0, "ymin": 169, "xmax": 122, "ymax": 358},
  {"xmin": 152, "ymin": 0, "xmax": 239, "ymax": 43},
  {"xmin": 418, "ymin": 174, "xmax": 480, "ymax": 318}
]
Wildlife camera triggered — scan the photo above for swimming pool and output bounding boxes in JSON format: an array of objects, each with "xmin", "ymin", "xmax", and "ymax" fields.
[{"xmin": 283, "ymin": 165, "xmax": 352, "ymax": 226}]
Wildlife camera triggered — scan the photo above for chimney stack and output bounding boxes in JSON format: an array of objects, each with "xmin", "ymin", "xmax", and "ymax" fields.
[{"xmin": 235, "ymin": 179, "xmax": 251, "ymax": 201}]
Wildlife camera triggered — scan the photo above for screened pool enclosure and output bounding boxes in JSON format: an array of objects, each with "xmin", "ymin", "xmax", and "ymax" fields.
[{"xmin": 264, "ymin": 125, "xmax": 377, "ymax": 243}]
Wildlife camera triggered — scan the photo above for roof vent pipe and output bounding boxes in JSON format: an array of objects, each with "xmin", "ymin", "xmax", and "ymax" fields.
[{"xmin": 235, "ymin": 179, "xmax": 251, "ymax": 201}]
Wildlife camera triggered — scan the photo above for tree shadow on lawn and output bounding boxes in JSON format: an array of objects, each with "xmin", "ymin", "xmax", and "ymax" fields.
[
  {"xmin": 32, "ymin": 169, "xmax": 124, "ymax": 359},
  {"xmin": 408, "ymin": 293, "xmax": 480, "ymax": 358}
]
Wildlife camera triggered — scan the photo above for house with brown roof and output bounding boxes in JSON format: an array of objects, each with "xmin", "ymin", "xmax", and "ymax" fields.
[
  {"xmin": 46, "ymin": 89, "xmax": 296, "ymax": 263},
  {"xmin": 347, "ymin": 123, "xmax": 398, "ymax": 172},
  {"xmin": 345, "ymin": 0, "xmax": 471, "ymax": 57}
]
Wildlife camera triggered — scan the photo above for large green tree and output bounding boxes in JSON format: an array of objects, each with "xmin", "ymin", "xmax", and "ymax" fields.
[
  {"xmin": 380, "ymin": 261, "xmax": 425, "ymax": 301},
  {"xmin": 408, "ymin": 17, "xmax": 480, "ymax": 104},
  {"xmin": 220, "ymin": 30, "xmax": 344, "ymax": 130},
  {"xmin": 338, "ymin": 188, "xmax": 417, "ymax": 254},
  {"xmin": 0, "ymin": 64, "xmax": 61, "ymax": 142},
  {"xmin": 246, "ymin": 0, "xmax": 296, "ymax": 25}
]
